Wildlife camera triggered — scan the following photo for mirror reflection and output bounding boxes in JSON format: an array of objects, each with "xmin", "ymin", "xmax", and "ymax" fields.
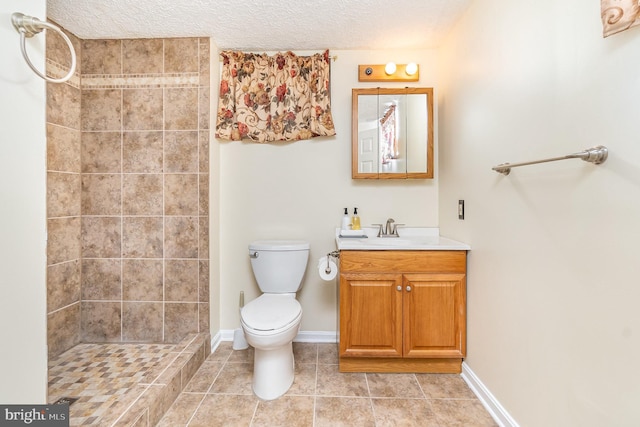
[{"xmin": 352, "ymin": 88, "xmax": 433, "ymax": 179}]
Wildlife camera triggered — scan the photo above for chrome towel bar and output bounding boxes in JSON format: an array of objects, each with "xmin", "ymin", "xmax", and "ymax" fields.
[{"xmin": 492, "ymin": 145, "xmax": 608, "ymax": 175}]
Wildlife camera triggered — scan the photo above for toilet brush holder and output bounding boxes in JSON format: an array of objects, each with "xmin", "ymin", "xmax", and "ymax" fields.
[
  {"xmin": 233, "ymin": 328, "xmax": 249, "ymax": 350},
  {"xmin": 233, "ymin": 291, "xmax": 249, "ymax": 350}
]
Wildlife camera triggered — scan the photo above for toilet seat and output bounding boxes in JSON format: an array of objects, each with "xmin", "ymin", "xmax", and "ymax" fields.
[{"xmin": 241, "ymin": 294, "xmax": 302, "ymax": 334}]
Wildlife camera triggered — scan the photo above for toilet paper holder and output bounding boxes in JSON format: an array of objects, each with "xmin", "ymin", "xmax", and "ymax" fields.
[{"xmin": 325, "ymin": 250, "xmax": 340, "ymax": 274}]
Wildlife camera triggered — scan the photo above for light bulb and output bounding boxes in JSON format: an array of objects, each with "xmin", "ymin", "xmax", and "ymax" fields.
[
  {"xmin": 405, "ymin": 62, "xmax": 418, "ymax": 76},
  {"xmin": 384, "ymin": 62, "xmax": 396, "ymax": 75}
]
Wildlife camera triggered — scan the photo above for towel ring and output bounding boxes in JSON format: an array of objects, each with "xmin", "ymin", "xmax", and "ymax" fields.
[{"xmin": 11, "ymin": 12, "xmax": 76, "ymax": 84}]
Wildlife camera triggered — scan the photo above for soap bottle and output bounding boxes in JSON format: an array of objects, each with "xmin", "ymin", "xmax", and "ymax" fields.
[
  {"xmin": 351, "ymin": 207, "xmax": 361, "ymax": 230},
  {"xmin": 341, "ymin": 208, "xmax": 351, "ymax": 231}
]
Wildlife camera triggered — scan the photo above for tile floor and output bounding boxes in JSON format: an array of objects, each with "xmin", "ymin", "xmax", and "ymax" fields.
[{"xmin": 158, "ymin": 342, "xmax": 498, "ymax": 427}]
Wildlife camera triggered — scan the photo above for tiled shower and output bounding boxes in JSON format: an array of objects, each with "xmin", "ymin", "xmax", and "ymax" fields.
[{"xmin": 46, "ymin": 24, "xmax": 211, "ymax": 359}]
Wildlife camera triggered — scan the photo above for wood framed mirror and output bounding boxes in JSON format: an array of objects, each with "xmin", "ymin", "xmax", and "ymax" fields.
[{"xmin": 352, "ymin": 87, "xmax": 434, "ymax": 179}]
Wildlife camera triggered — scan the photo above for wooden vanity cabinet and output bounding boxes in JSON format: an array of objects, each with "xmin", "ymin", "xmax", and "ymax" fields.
[{"xmin": 339, "ymin": 250, "xmax": 467, "ymax": 373}]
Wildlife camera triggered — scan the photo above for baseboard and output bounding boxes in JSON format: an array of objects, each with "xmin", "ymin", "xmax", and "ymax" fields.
[
  {"xmin": 212, "ymin": 329, "xmax": 337, "ymax": 349},
  {"xmin": 461, "ymin": 362, "xmax": 520, "ymax": 427},
  {"xmin": 294, "ymin": 330, "xmax": 338, "ymax": 343},
  {"xmin": 210, "ymin": 330, "xmax": 223, "ymax": 353}
]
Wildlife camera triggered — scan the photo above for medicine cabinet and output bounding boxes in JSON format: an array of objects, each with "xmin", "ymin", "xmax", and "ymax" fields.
[{"xmin": 352, "ymin": 87, "xmax": 433, "ymax": 179}]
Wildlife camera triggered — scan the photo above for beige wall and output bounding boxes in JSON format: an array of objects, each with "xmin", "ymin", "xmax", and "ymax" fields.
[
  {"xmin": 216, "ymin": 49, "xmax": 440, "ymax": 332},
  {"xmin": 0, "ymin": 1, "xmax": 48, "ymax": 403},
  {"xmin": 438, "ymin": 0, "xmax": 640, "ymax": 425}
]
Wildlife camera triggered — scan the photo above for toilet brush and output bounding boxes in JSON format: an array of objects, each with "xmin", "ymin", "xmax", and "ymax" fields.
[{"xmin": 233, "ymin": 291, "xmax": 249, "ymax": 350}]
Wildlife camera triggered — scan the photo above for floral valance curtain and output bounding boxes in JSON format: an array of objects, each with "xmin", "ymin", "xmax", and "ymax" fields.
[
  {"xmin": 601, "ymin": 0, "xmax": 640, "ymax": 37},
  {"xmin": 215, "ymin": 50, "xmax": 336, "ymax": 142}
]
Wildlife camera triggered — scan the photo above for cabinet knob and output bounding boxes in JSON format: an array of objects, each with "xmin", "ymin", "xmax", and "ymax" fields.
[
  {"xmin": 406, "ymin": 285, "xmax": 412, "ymax": 292},
  {"xmin": 396, "ymin": 285, "xmax": 402, "ymax": 291}
]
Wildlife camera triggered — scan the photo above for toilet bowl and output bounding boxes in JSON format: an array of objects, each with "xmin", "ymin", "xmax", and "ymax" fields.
[
  {"xmin": 239, "ymin": 240, "xmax": 309, "ymax": 400},
  {"xmin": 240, "ymin": 294, "xmax": 302, "ymax": 400}
]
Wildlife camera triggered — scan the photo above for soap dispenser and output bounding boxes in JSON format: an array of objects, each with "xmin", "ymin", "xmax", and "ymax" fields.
[
  {"xmin": 341, "ymin": 208, "xmax": 351, "ymax": 231},
  {"xmin": 351, "ymin": 207, "xmax": 361, "ymax": 230}
]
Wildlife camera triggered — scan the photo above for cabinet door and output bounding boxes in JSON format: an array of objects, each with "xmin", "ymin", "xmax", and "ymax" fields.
[
  {"xmin": 403, "ymin": 274, "xmax": 466, "ymax": 358},
  {"xmin": 340, "ymin": 273, "xmax": 403, "ymax": 357}
]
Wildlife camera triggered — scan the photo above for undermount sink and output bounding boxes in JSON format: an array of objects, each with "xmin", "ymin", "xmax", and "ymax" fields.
[{"xmin": 335, "ymin": 227, "xmax": 470, "ymax": 251}]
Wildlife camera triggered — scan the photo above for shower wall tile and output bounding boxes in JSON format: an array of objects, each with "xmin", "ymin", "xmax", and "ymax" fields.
[
  {"xmin": 199, "ymin": 175, "xmax": 209, "ymax": 215},
  {"xmin": 164, "ymin": 174, "xmax": 199, "ymax": 215},
  {"xmin": 44, "ymin": 35, "xmax": 211, "ymax": 348},
  {"xmin": 47, "ymin": 217, "xmax": 81, "ymax": 266},
  {"xmin": 47, "ymin": 124, "xmax": 81, "ymax": 173},
  {"xmin": 123, "ymin": 302, "xmax": 163, "ymax": 342},
  {"xmin": 165, "ymin": 260, "xmax": 199, "ymax": 302},
  {"xmin": 165, "ymin": 303, "xmax": 199, "ymax": 343},
  {"xmin": 81, "ymin": 39, "xmax": 122, "ymax": 75},
  {"xmin": 81, "ymin": 259, "xmax": 122, "ymax": 300},
  {"xmin": 123, "ymin": 174, "xmax": 163, "ymax": 215},
  {"xmin": 81, "ymin": 216, "xmax": 121, "ymax": 258},
  {"xmin": 123, "ymin": 89, "xmax": 164, "ymax": 130},
  {"xmin": 164, "ymin": 38, "xmax": 199, "ymax": 73},
  {"xmin": 199, "ymin": 217, "xmax": 210, "ymax": 259},
  {"xmin": 165, "ymin": 131, "xmax": 198, "ymax": 172},
  {"xmin": 123, "ymin": 259, "xmax": 163, "ymax": 301},
  {"xmin": 164, "ymin": 217, "xmax": 198, "ymax": 259},
  {"xmin": 122, "ymin": 216, "xmax": 163, "ymax": 258},
  {"xmin": 122, "ymin": 39, "xmax": 163, "ymax": 74},
  {"xmin": 81, "ymin": 301, "xmax": 122, "ymax": 342},
  {"xmin": 47, "ymin": 172, "xmax": 81, "ymax": 218},
  {"xmin": 81, "ymin": 132, "xmax": 122, "ymax": 173},
  {"xmin": 46, "ymin": 23, "xmax": 80, "ymax": 73},
  {"xmin": 199, "ymin": 132, "xmax": 209, "ymax": 173},
  {"xmin": 199, "ymin": 87, "xmax": 211, "ymax": 129},
  {"xmin": 199, "ymin": 39, "xmax": 210, "ymax": 86},
  {"xmin": 48, "ymin": 303, "xmax": 81, "ymax": 358},
  {"xmin": 47, "ymin": 260, "xmax": 81, "ymax": 313},
  {"xmin": 164, "ymin": 88, "xmax": 199, "ymax": 130},
  {"xmin": 199, "ymin": 261, "xmax": 209, "ymax": 302},
  {"xmin": 199, "ymin": 302, "xmax": 210, "ymax": 331},
  {"xmin": 81, "ymin": 174, "xmax": 122, "ymax": 215},
  {"xmin": 123, "ymin": 131, "xmax": 164, "ymax": 173},
  {"xmin": 46, "ymin": 28, "xmax": 82, "ymax": 358},
  {"xmin": 47, "ymin": 83, "xmax": 81, "ymax": 129},
  {"xmin": 81, "ymin": 89, "xmax": 122, "ymax": 131}
]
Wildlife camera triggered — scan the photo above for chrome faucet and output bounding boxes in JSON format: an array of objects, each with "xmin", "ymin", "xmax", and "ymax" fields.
[
  {"xmin": 372, "ymin": 218, "xmax": 404, "ymax": 237},
  {"xmin": 385, "ymin": 218, "xmax": 396, "ymax": 236}
]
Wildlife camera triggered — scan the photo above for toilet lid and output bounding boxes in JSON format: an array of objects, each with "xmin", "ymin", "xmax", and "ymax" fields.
[{"xmin": 241, "ymin": 294, "xmax": 302, "ymax": 331}]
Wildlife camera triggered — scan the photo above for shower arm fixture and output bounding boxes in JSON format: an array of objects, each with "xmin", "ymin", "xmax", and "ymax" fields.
[{"xmin": 11, "ymin": 12, "xmax": 77, "ymax": 84}]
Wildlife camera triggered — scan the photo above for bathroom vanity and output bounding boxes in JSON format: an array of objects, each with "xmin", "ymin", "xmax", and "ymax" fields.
[{"xmin": 336, "ymin": 228, "xmax": 470, "ymax": 373}]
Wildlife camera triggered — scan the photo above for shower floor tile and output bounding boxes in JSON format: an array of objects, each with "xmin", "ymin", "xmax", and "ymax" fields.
[{"xmin": 48, "ymin": 343, "xmax": 177, "ymax": 426}]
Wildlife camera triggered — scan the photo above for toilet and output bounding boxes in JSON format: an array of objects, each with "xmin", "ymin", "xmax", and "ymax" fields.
[{"xmin": 240, "ymin": 239, "xmax": 309, "ymax": 400}]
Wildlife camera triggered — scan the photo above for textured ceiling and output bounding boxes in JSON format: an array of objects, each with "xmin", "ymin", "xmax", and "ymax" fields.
[{"xmin": 46, "ymin": 0, "xmax": 472, "ymax": 50}]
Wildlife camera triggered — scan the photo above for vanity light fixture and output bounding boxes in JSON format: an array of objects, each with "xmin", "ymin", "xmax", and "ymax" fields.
[
  {"xmin": 358, "ymin": 63, "xmax": 420, "ymax": 82},
  {"xmin": 384, "ymin": 62, "xmax": 397, "ymax": 75},
  {"xmin": 405, "ymin": 62, "xmax": 418, "ymax": 76}
]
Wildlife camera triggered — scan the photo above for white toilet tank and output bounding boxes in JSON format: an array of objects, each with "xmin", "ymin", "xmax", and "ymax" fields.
[{"xmin": 248, "ymin": 240, "xmax": 310, "ymax": 293}]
